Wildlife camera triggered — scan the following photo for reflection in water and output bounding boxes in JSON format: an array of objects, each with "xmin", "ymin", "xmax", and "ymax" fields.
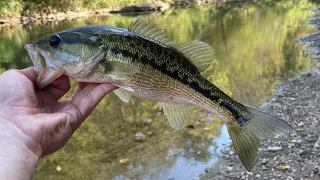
[{"xmin": 0, "ymin": 0, "xmax": 317, "ymax": 179}]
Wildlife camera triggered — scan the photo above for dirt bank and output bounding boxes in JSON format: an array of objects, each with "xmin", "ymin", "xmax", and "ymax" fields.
[{"xmin": 200, "ymin": 69, "xmax": 320, "ymax": 180}]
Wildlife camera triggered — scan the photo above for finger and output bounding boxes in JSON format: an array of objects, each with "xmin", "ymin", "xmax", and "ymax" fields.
[
  {"xmin": 71, "ymin": 84, "xmax": 117, "ymax": 119},
  {"xmin": 71, "ymin": 82, "xmax": 89, "ymax": 98},
  {"xmin": 40, "ymin": 75, "xmax": 71, "ymax": 100},
  {"xmin": 60, "ymin": 84, "xmax": 117, "ymax": 129},
  {"xmin": 17, "ymin": 67, "xmax": 37, "ymax": 82}
]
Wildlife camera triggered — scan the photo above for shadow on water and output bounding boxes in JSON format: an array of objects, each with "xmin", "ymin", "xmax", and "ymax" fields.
[{"xmin": 0, "ymin": 0, "xmax": 318, "ymax": 179}]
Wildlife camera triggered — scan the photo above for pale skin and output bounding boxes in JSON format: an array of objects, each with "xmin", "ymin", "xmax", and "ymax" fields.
[{"xmin": 0, "ymin": 67, "xmax": 117, "ymax": 180}]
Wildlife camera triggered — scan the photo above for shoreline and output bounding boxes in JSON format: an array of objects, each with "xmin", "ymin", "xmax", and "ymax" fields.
[
  {"xmin": 0, "ymin": 0, "xmax": 224, "ymax": 27},
  {"xmin": 200, "ymin": 69, "xmax": 320, "ymax": 180}
]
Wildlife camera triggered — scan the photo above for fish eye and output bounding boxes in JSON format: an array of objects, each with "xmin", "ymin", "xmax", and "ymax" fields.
[{"xmin": 48, "ymin": 35, "xmax": 61, "ymax": 48}]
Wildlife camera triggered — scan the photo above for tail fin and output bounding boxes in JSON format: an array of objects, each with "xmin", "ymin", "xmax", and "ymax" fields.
[{"xmin": 227, "ymin": 105, "xmax": 292, "ymax": 171}]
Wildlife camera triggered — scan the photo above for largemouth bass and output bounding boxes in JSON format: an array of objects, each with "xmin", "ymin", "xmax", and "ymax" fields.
[{"xmin": 25, "ymin": 20, "xmax": 291, "ymax": 171}]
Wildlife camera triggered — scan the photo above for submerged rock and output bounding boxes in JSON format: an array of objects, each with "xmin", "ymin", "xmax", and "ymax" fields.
[
  {"xmin": 143, "ymin": 118, "xmax": 153, "ymax": 123},
  {"xmin": 135, "ymin": 132, "xmax": 146, "ymax": 141},
  {"xmin": 110, "ymin": 2, "xmax": 170, "ymax": 13}
]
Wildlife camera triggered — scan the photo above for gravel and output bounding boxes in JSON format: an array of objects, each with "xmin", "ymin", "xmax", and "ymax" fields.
[{"xmin": 200, "ymin": 70, "xmax": 320, "ymax": 180}]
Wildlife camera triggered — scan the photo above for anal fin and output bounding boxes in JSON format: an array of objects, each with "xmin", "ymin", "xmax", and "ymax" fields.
[{"xmin": 159, "ymin": 102, "xmax": 190, "ymax": 130}]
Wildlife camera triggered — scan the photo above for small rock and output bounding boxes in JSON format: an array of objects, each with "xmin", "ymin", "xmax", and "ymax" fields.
[
  {"xmin": 314, "ymin": 137, "xmax": 320, "ymax": 148},
  {"xmin": 203, "ymin": 127, "xmax": 212, "ymax": 130},
  {"xmin": 262, "ymin": 165, "xmax": 269, "ymax": 170},
  {"xmin": 194, "ymin": 121, "xmax": 200, "ymax": 126},
  {"xmin": 146, "ymin": 131, "xmax": 153, "ymax": 135},
  {"xmin": 56, "ymin": 165, "xmax": 62, "ymax": 171},
  {"xmin": 268, "ymin": 146, "xmax": 282, "ymax": 152},
  {"xmin": 227, "ymin": 166, "xmax": 233, "ymax": 172},
  {"xmin": 292, "ymin": 138, "xmax": 302, "ymax": 143},
  {"xmin": 135, "ymin": 132, "xmax": 146, "ymax": 140},
  {"xmin": 256, "ymin": 174, "xmax": 261, "ymax": 178},
  {"xmin": 261, "ymin": 158, "xmax": 267, "ymax": 165},
  {"xmin": 196, "ymin": 151, "xmax": 202, "ymax": 155},
  {"xmin": 200, "ymin": 118, "xmax": 207, "ymax": 122},
  {"xmin": 298, "ymin": 121, "xmax": 304, "ymax": 127},
  {"xmin": 299, "ymin": 150, "xmax": 310, "ymax": 158},
  {"xmin": 205, "ymin": 117, "xmax": 215, "ymax": 122},
  {"xmin": 227, "ymin": 172, "xmax": 242, "ymax": 178},
  {"xmin": 143, "ymin": 118, "xmax": 153, "ymax": 123}
]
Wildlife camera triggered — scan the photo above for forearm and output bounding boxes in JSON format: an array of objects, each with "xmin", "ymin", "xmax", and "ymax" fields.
[{"xmin": 0, "ymin": 119, "xmax": 39, "ymax": 180}]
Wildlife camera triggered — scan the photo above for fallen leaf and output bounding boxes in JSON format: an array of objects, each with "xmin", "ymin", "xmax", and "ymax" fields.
[
  {"xmin": 279, "ymin": 165, "xmax": 290, "ymax": 172},
  {"xmin": 207, "ymin": 133, "xmax": 214, "ymax": 139},
  {"xmin": 119, "ymin": 158, "xmax": 130, "ymax": 164}
]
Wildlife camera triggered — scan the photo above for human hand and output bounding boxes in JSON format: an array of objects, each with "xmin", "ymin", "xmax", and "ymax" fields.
[{"xmin": 0, "ymin": 67, "xmax": 117, "ymax": 179}]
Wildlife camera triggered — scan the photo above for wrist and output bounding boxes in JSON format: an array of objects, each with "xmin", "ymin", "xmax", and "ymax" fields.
[{"xmin": 0, "ymin": 117, "xmax": 39, "ymax": 180}]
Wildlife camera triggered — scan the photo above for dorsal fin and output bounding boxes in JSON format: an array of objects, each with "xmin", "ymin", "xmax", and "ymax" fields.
[
  {"xmin": 128, "ymin": 19, "xmax": 173, "ymax": 46},
  {"xmin": 174, "ymin": 41, "xmax": 215, "ymax": 72}
]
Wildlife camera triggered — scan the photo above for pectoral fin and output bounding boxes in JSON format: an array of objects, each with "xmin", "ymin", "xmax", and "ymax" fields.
[
  {"xmin": 114, "ymin": 88, "xmax": 133, "ymax": 103},
  {"xmin": 159, "ymin": 103, "xmax": 190, "ymax": 130}
]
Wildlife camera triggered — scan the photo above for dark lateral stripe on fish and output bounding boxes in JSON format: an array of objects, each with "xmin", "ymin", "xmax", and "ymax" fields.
[
  {"xmin": 109, "ymin": 48, "xmax": 216, "ymax": 100},
  {"xmin": 105, "ymin": 33, "xmax": 242, "ymax": 122},
  {"xmin": 109, "ymin": 44, "xmax": 241, "ymax": 121}
]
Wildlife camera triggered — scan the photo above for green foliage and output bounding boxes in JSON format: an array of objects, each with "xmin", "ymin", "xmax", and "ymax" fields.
[
  {"xmin": 0, "ymin": 0, "xmax": 174, "ymax": 16},
  {"xmin": 0, "ymin": 0, "xmax": 24, "ymax": 15}
]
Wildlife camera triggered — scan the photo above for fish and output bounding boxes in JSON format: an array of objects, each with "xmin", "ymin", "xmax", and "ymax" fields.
[{"xmin": 25, "ymin": 20, "xmax": 292, "ymax": 171}]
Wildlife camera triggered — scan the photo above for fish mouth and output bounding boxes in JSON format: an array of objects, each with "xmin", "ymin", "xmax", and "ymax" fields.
[
  {"xmin": 24, "ymin": 44, "xmax": 65, "ymax": 89},
  {"xmin": 25, "ymin": 44, "xmax": 43, "ymax": 72}
]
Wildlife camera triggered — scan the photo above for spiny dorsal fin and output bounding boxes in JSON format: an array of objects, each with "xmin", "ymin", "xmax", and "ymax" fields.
[
  {"xmin": 128, "ymin": 19, "xmax": 173, "ymax": 46},
  {"xmin": 174, "ymin": 41, "xmax": 215, "ymax": 72},
  {"xmin": 159, "ymin": 102, "xmax": 190, "ymax": 130}
]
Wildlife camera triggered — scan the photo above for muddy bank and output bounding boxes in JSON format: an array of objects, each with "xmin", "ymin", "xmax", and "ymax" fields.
[{"xmin": 200, "ymin": 69, "xmax": 320, "ymax": 180}]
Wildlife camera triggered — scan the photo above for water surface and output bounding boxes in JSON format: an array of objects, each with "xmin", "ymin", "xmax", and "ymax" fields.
[{"xmin": 0, "ymin": 1, "xmax": 317, "ymax": 179}]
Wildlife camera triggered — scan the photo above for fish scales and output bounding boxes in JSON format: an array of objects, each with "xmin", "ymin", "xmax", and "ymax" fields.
[
  {"xmin": 102, "ymin": 32, "xmax": 244, "ymax": 117},
  {"xmin": 25, "ymin": 20, "xmax": 292, "ymax": 171}
]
